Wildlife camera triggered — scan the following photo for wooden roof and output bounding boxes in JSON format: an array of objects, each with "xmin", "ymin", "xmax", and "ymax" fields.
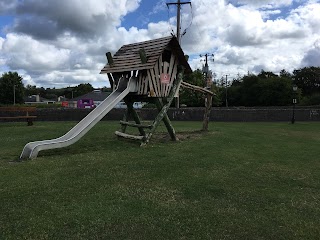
[{"xmin": 100, "ymin": 36, "xmax": 192, "ymax": 74}]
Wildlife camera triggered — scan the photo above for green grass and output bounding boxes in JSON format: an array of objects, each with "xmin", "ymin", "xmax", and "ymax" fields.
[{"xmin": 0, "ymin": 121, "xmax": 320, "ymax": 239}]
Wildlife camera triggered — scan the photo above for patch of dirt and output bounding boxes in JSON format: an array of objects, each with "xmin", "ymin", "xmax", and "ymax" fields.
[{"xmin": 153, "ymin": 130, "xmax": 213, "ymax": 143}]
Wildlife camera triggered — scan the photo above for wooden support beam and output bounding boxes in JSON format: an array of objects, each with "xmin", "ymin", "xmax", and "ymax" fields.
[
  {"xmin": 107, "ymin": 73, "xmax": 114, "ymax": 91},
  {"xmin": 124, "ymin": 99, "xmax": 146, "ymax": 136},
  {"xmin": 115, "ymin": 131, "xmax": 145, "ymax": 141},
  {"xmin": 139, "ymin": 48, "xmax": 148, "ymax": 64},
  {"xmin": 143, "ymin": 67, "xmax": 184, "ymax": 145},
  {"xmin": 202, "ymin": 93, "xmax": 213, "ymax": 131},
  {"xmin": 181, "ymin": 81, "xmax": 214, "ymax": 95},
  {"xmin": 120, "ymin": 107, "xmax": 130, "ymax": 133},
  {"xmin": 120, "ymin": 120, "xmax": 152, "ymax": 129},
  {"xmin": 154, "ymin": 98, "xmax": 177, "ymax": 141},
  {"xmin": 106, "ymin": 52, "xmax": 114, "ymax": 66}
]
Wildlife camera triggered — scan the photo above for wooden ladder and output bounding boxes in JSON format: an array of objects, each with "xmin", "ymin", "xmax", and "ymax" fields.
[{"xmin": 115, "ymin": 68, "xmax": 184, "ymax": 145}]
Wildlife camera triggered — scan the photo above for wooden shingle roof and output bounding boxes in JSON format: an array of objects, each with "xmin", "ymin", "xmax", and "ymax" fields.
[{"xmin": 100, "ymin": 36, "xmax": 192, "ymax": 74}]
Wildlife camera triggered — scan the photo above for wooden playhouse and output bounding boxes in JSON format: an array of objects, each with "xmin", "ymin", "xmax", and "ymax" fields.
[{"xmin": 100, "ymin": 36, "xmax": 211, "ymax": 145}]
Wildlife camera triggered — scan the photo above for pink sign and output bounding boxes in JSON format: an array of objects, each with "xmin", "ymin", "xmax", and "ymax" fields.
[{"xmin": 160, "ymin": 73, "xmax": 170, "ymax": 84}]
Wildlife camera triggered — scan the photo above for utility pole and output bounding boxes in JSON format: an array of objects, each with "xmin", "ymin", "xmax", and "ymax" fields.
[
  {"xmin": 167, "ymin": 0, "xmax": 191, "ymax": 108},
  {"xmin": 225, "ymin": 75, "xmax": 229, "ymax": 107},
  {"xmin": 200, "ymin": 53, "xmax": 214, "ymax": 88},
  {"xmin": 166, "ymin": 0, "xmax": 191, "ymax": 44},
  {"xmin": 13, "ymin": 85, "xmax": 16, "ymax": 105}
]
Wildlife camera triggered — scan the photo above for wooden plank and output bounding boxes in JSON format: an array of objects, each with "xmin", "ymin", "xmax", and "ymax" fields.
[
  {"xmin": 142, "ymin": 69, "xmax": 184, "ymax": 145},
  {"xmin": 120, "ymin": 121, "xmax": 152, "ymax": 129},
  {"xmin": 106, "ymin": 73, "xmax": 114, "ymax": 90},
  {"xmin": 115, "ymin": 131, "xmax": 145, "ymax": 141},
  {"xmin": 180, "ymin": 81, "xmax": 214, "ymax": 95},
  {"xmin": 141, "ymin": 73, "xmax": 147, "ymax": 95},
  {"xmin": 115, "ymin": 46, "xmax": 164, "ymax": 56},
  {"xmin": 154, "ymin": 98, "xmax": 177, "ymax": 141},
  {"xmin": 147, "ymin": 70, "xmax": 156, "ymax": 97},
  {"xmin": 113, "ymin": 54, "xmax": 159, "ymax": 65},
  {"xmin": 143, "ymin": 73, "xmax": 149, "ymax": 95},
  {"xmin": 109, "ymin": 58, "xmax": 159, "ymax": 68},
  {"xmin": 106, "ymin": 52, "xmax": 114, "ymax": 66},
  {"xmin": 157, "ymin": 54, "xmax": 164, "ymax": 96},
  {"xmin": 124, "ymin": 99, "xmax": 146, "ymax": 136},
  {"xmin": 120, "ymin": 107, "xmax": 130, "ymax": 133},
  {"xmin": 101, "ymin": 64, "xmax": 155, "ymax": 74},
  {"xmin": 162, "ymin": 61, "xmax": 169, "ymax": 96},
  {"xmin": 166, "ymin": 59, "xmax": 178, "ymax": 97},
  {"xmin": 101, "ymin": 55, "xmax": 160, "ymax": 73},
  {"xmin": 165, "ymin": 54, "xmax": 176, "ymax": 96},
  {"xmin": 108, "ymin": 59, "xmax": 150, "ymax": 66},
  {"xmin": 137, "ymin": 73, "xmax": 143, "ymax": 94},
  {"xmin": 153, "ymin": 57, "xmax": 161, "ymax": 96},
  {"xmin": 115, "ymin": 47, "xmax": 164, "ymax": 58},
  {"xmin": 139, "ymin": 48, "xmax": 148, "ymax": 63},
  {"xmin": 149, "ymin": 68, "xmax": 159, "ymax": 97},
  {"xmin": 117, "ymin": 39, "xmax": 170, "ymax": 52}
]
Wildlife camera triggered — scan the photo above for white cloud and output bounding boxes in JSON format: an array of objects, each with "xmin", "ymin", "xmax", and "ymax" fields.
[
  {"xmin": 228, "ymin": 0, "xmax": 293, "ymax": 9},
  {"xmin": 289, "ymin": 3, "xmax": 320, "ymax": 34},
  {"xmin": 2, "ymin": 34, "xmax": 70, "ymax": 72},
  {"xmin": 149, "ymin": 0, "xmax": 167, "ymax": 15},
  {"xmin": 0, "ymin": 0, "xmax": 18, "ymax": 14},
  {"xmin": 0, "ymin": 0, "xmax": 320, "ymax": 88},
  {"xmin": 180, "ymin": 0, "xmax": 320, "ymax": 80},
  {"xmin": 301, "ymin": 39, "xmax": 320, "ymax": 67}
]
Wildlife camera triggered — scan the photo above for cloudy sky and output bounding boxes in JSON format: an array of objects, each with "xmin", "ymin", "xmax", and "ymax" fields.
[{"xmin": 0, "ymin": 0, "xmax": 320, "ymax": 88}]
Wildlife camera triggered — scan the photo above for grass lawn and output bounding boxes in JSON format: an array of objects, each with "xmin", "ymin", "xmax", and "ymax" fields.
[{"xmin": 0, "ymin": 121, "xmax": 320, "ymax": 239}]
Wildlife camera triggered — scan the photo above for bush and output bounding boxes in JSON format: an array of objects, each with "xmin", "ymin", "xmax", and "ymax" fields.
[{"xmin": 299, "ymin": 94, "xmax": 320, "ymax": 106}]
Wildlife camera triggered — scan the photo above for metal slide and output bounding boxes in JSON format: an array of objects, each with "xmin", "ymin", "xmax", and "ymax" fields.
[{"xmin": 20, "ymin": 76, "xmax": 137, "ymax": 159}]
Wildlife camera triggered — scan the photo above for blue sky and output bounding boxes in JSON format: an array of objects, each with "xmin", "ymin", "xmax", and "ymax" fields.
[
  {"xmin": 0, "ymin": 0, "xmax": 320, "ymax": 88},
  {"xmin": 123, "ymin": 0, "xmax": 168, "ymax": 28}
]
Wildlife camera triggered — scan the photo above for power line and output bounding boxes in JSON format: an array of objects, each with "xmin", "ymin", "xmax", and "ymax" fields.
[
  {"xmin": 200, "ymin": 53, "xmax": 214, "ymax": 88},
  {"xmin": 166, "ymin": 0, "xmax": 191, "ymax": 43},
  {"xmin": 166, "ymin": 0, "xmax": 192, "ymax": 108}
]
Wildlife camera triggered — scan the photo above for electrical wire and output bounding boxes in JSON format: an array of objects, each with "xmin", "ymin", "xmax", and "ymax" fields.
[
  {"xmin": 166, "ymin": 1, "xmax": 193, "ymax": 39},
  {"xmin": 181, "ymin": 3, "xmax": 193, "ymax": 39}
]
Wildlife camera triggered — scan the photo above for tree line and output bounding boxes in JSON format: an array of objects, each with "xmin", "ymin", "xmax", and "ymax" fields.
[
  {"xmin": 0, "ymin": 71, "xmax": 103, "ymax": 105},
  {"xmin": 180, "ymin": 66, "xmax": 320, "ymax": 107},
  {"xmin": 1, "ymin": 66, "xmax": 319, "ymax": 106}
]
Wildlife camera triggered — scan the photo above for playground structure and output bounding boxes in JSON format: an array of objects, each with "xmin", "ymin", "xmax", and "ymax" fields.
[{"xmin": 20, "ymin": 36, "xmax": 212, "ymax": 159}]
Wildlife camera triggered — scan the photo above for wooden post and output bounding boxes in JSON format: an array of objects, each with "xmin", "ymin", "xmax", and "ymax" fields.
[
  {"xmin": 106, "ymin": 52, "xmax": 114, "ymax": 66},
  {"xmin": 124, "ymin": 99, "xmax": 146, "ymax": 136},
  {"xmin": 180, "ymin": 81, "xmax": 214, "ymax": 131},
  {"xmin": 120, "ymin": 107, "xmax": 129, "ymax": 133},
  {"xmin": 202, "ymin": 93, "xmax": 213, "ymax": 131},
  {"xmin": 139, "ymin": 49, "xmax": 148, "ymax": 64},
  {"xmin": 143, "ymin": 67, "xmax": 184, "ymax": 145},
  {"xmin": 107, "ymin": 73, "xmax": 114, "ymax": 91},
  {"xmin": 154, "ymin": 98, "xmax": 177, "ymax": 141}
]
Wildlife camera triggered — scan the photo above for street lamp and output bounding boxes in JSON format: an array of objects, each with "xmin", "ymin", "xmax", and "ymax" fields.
[
  {"xmin": 13, "ymin": 85, "xmax": 16, "ymax": 105},
  {"xmin": 291, "ymin": 85, "xmax": 298, "ymax": 124}
]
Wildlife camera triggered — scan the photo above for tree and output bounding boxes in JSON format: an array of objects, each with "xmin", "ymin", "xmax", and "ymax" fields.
[
  {"xmin": 258, "ymin": 69, "xmax": 278, "ymax": 79},
  {"xmin": 25, "ymin": 84, "xmax": 39, "ymax": 96},
  {"xmin": 293, "ymin": 67, "xmax": 320, "ymax": 96},
  {"xmin": 0, "ymin": 72, "xmax": 24, "ymax": 105},
  {"xmin": 74, "ymin": 83, "xmax": 94, "ymax": 98},
  {"xmin": 279, "ymin": 69, "xmax": 292, "ymax": 79},
  {"xmin": 257, "ymin": 76, "xmax": 292, "ymax": 106},
  {"xmin": 180, "ymin": 69, "xmax": 206, "ymax": 107},
  {"xmin": 227, "ymin": 72, "xmax": 293, "ymax": 106},
  {"xmin": 239, "ymin": 75, "xmax": 260, "ymax": 106}
]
